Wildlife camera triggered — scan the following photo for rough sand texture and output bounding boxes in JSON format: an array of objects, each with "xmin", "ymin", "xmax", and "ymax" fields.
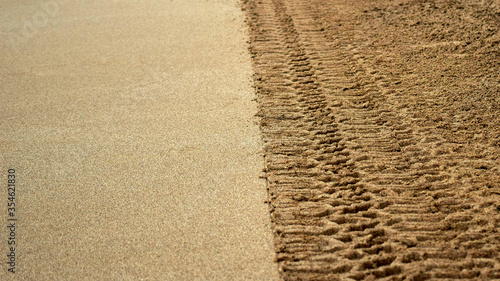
[
  {"xmin": 243, "ymin": 0, "xmax": 500, "ymax": 279},
  {"xmin": 0, "ymin": 0, "xmax": 278, "ymax": 280}
]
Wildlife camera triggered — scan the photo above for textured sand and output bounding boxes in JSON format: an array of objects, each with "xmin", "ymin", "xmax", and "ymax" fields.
[
  {"xmin": 0, "ymin": 0, "xmax": 278, "ymax": 280},
  {"xmin": 244, "ymin": 0, "xmax": 499, "ymax": 279}
]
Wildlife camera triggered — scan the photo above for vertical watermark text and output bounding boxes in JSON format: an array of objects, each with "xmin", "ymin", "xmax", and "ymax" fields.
[{"xmin": 6, "ymin": 169, "xmax": 17, "ymax": 274}]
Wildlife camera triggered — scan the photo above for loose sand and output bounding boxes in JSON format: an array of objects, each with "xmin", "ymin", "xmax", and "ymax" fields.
[
  {"xmin": 244, "ymin": 0, "xmax": 499, "ymax": 279},
  {"xmin": 0, "ymin": 0, "xmax": 278, "ymax": 280}
]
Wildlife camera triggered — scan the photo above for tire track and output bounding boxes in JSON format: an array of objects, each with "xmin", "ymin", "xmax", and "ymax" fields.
[{"xmin": 243, "ymin": 0, "xmax": 500, "ymax": 279}]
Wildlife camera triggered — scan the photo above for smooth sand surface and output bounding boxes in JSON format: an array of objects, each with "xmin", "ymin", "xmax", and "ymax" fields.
[{"xmin": 0, "ymin": 0, "xmax": 278, "ymax": 280}]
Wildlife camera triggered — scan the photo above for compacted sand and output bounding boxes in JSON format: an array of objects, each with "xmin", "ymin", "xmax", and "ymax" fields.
[{"xmin": 0, "ymin": 0, "xmax": 278, "ymax": 280}]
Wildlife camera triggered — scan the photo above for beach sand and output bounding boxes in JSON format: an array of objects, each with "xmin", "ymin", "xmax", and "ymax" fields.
[{"xmin": 0, "ymin": 0, "xmax": 278, "ymax": 280}]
